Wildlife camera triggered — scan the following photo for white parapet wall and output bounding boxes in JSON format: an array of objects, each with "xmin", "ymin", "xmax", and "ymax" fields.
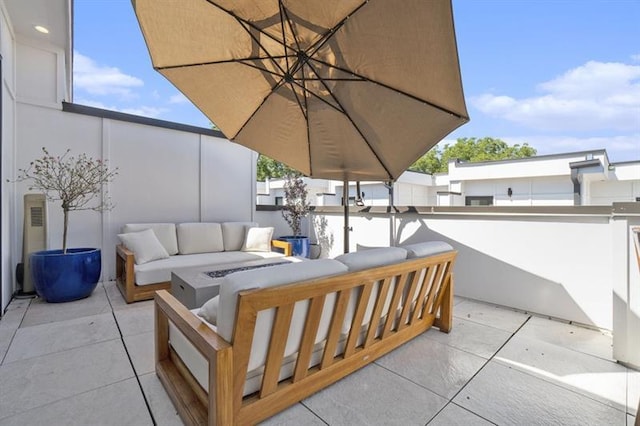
[{"xmin": 257, "ymin": 204, "xmax": 640, "ymax": 368}]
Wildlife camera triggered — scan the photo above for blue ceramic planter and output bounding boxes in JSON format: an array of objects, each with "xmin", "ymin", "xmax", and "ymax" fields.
[
  {"xmin": 30, "ymin": 248, "xmax": 101, "ymax": 303},
  {"xmin": 278, "ymin": 236, "xmax": 310, "ymax": 258}
]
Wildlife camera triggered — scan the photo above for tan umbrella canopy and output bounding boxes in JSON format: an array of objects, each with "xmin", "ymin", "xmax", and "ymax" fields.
[
  {"xmin": 133, "ymin": 0, "xmax": 469, "ymax": 250},
  {"xmin": 133, "ymin": 0, "xmax": 468, "ymax": 181}
]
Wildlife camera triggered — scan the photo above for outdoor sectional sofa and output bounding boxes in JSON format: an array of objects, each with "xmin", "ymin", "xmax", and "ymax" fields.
[
  {"xmin": 154, "ymin": 241, "xmax": 457, "ymax": 425},
  {"xmin": 115, "ymin": 222, "xmax": 291, "ymax": 303}
]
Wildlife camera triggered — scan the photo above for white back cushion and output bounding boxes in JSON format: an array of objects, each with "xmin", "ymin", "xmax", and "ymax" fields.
[
  {"xmin": 122, "ymin": 223, "xmax": 178, "ymax": 255},
  {"xmin": 402, "ymin": 241, "xmax": 454, "ymax": 258},
  {"xmin": 176, "ymin": 223, "xmax": 224, "ymax": 254},
  {"xmin": 218, "ymin": 259, "xmax": 348, "ymax": 371},
  {"xmin": 221, "ymin": 222, "xmax": 258, "ymax": 251},
  {"xmin": 118, "ymin": 228, "xmax": 170, "ymax": 265},
  {"xmin": 241, "ymin": 227, "xmax": 274, "ymax": 252},
  {"xmin": 335, "ymin": 247, "xmax": 408, "ymax": 333},
  {"xmin": 335, "ymin": 247, "xmax": 407, "ymax": 271}
]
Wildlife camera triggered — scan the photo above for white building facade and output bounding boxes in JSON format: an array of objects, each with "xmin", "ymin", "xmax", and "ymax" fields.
[{"xmin": 259, "ymin": 151, "xmax": 640, "ymax": 207}]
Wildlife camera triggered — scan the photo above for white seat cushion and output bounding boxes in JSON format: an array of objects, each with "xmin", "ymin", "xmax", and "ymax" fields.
[
  {"xmin": 217, "ymin": 259, "xmax": 348, "ymax": 371},
  {"xmin": 134, "ymin": 251, "xmax": 285, "ymax": 285},
  {"xmin": 118, "ymin": 228, "xmax": 170, "ymax": 265},
  {"xmin": 122, "ymin": 223, "xmax": 178, "ymax": 255},
  {"xmin": 221, "ymin": 222, "xmax": 257, "ymax": 251},
  {"xmin": 177, "ymin": 223, "xmax": 224, "ymax": 254}
]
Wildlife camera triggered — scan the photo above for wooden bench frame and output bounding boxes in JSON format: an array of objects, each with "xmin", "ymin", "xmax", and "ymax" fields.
[
  {"xmin": 155, "ymin": 250, "xmax": 456, "ymax": 425},
  {"xmin": 116, "ymin": 240, "xmax": 292, "ymax": 304}
]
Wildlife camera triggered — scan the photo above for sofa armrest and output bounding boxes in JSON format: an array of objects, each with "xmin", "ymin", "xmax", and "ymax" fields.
[
  {"xmin": 271, "ymin": 239, "xmax": 292, "ymax": 256},
  {"xmin": 154, "ymin": 290, "xmax": 233, "ymax": 424},
  {"xmin": 116, "ymin": 244, "xmax": 136, "ymax": 302}
]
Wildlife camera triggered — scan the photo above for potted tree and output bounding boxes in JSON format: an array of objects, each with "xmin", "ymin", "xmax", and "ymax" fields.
[
  {"xmin": 279, "ymin": 173, "xmax": 311, "ymax": 257},
  {"xmin": 14, "ymin": 147, "xmax": 118, "ymax": 302}
]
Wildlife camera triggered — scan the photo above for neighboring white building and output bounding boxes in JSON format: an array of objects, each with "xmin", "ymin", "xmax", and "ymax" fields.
[
  {"xmin": 257, "ymin": 170, "xmax": 438, "ymax": 207},
  {"xmin": 258, "ymin": 150, "xmax": 640, "ymax": 207}
]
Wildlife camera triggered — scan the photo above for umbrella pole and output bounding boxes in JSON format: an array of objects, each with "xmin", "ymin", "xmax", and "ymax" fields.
[{"xmin": 343, "ymin": 178, "xmax": 350, "ymax": 253}]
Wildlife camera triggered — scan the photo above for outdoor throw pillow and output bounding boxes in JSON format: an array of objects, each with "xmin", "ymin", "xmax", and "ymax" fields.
[
  {"xmin": 198, "ymin": 295, "xmax": 219, "ymax": 325},
  {"xmin": 242, "ymin": 226, "xmax": 274, "ymax": 252},
  {"xmin": 118, "ymin": 228, "xmax": 170, "ymax": 265}
]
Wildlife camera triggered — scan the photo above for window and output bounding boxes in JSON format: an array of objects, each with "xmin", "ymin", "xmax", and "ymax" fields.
[
  {"xmin": 275, "ymin": 196, "xmax": 283, "ymax": 206},
  {"xmin": 465, "ymin": 196, "xmax": 493, "ymax": 206}
]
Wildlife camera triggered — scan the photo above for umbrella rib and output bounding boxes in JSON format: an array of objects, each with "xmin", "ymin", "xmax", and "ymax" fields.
[
  {"xmin": 288, "ymin": 80, "xmax": 308, "ymax": 120},
  {"xmin": 278, "ymin": 1, "xmax": 291, "ymax": 73},
  {"xmin": 237, "ymin": 21, "xmax": 288, "ymax": 77},
  {"xmin": 311, "ymin": 58, "xmax": 468, "ymax": 120},
  {"xmin": 239, "ymin": 59, "xmax": 290, "ymax": 78},
  {"xmin": 204, "ymin": 0, "xmax": 292, "ymax": 54},
  {"xmin": 280, "ymin": 2, "xmax": 302, "ymax": 52},
  {"xmin": 306, "ymin": 61, "xmax": 394, "ymax": 179},
  {"xmin": 304, "ymin": 1, "xmax": 368, "ymax": 61},
  {"xmin": 155, "ymin": 56, "xmax": 289, "ymax": 71}
]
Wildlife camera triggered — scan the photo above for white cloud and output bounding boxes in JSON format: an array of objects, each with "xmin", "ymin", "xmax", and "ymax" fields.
[
  {"xmin": 74, "ymin": 98, "xmax": 168, "ymax": 118},
  {"xmin": 631, "ymin": 53, "xmax": 640, "ymax": 62},
  {"xmin": 471, "ymin": 61, "xmax": 640, "ymax": 132},
  {"xmin": 74, "ymin": 51, "xmax": 143, "ymax": 98},
  {"xmin": 169, "ymin": 93, "xmax": 189, "ymax": 104}
]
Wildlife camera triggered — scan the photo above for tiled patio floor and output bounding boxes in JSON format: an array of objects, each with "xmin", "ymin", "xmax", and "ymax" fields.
[{"xmin": 0, "ymin": 281, "xmax": 638, "ymax": 425}]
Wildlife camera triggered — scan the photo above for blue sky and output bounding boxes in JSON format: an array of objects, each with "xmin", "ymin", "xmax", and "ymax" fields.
[{"xmin": 73, "ymin": 0, "xmax": 640, "ymax": 163}]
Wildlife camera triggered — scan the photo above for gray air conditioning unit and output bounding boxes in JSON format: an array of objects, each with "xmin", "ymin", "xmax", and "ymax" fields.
[{"xmin": 16, "ymin": 194, "xmax": 47, "ymax": 295}]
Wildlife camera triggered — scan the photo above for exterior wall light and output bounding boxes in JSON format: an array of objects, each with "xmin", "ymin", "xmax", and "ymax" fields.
[
  {"xmin": 507, "ymin": 187, "xmax": 513, "ymax": 198},
  {"xmin": 34, "ymin": 25, "xmax": 49, "ymax": 34}
]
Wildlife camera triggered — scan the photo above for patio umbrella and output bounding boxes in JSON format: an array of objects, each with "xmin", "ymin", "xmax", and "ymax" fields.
[{"xmin": 133, "ymin": 0, "xmax": 469, "ymax": 251}]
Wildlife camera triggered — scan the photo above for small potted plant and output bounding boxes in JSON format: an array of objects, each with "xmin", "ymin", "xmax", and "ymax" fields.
[
  {"xmin": 279, "ymin": 173, "xmax": 311, "ymax": 257},
  {"xmin": 14, "ymin": 147, "xmax": 118, "ymax": 302}
]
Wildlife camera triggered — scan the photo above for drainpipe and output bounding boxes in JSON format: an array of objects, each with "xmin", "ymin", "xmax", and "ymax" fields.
[{"xmin": 570, "ymin": 168, "xmax": 581, "ymax": 206}]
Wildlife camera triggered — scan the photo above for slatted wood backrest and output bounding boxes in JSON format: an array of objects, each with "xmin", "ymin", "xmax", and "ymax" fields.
[{"xmin": 230, "ymin": 250, "xmax": 456, "ymax": 423}]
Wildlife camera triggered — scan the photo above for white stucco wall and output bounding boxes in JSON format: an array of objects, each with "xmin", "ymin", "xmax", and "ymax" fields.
[
  {"xmin": 1, "ymin": 33, "xmax": 256, "ymax": 305},
  {"xmin": 1, "ymin": 5, "xmax": 16, "ymax": 311},
  {"xmin": 256, "ymin": 208, "xmax": 618, "ymax": 330}
]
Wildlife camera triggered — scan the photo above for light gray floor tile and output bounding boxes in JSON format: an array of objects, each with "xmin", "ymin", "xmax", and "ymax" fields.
[
  {"xmin": 0, "ymin": 329, "xmax": 14, "ymax": 364},
  {"xmin": 424, "ymin": 317, "xmax": 513, "ymax": 359},
  {"xmin": 0, "ymin": 298, "xmax": 30, "ymax": 331},
  {"xmin": 259, "ymin": 403, "xmax": 325, "ymax": 426},
  {"xmin": 453, "ymin": 296, "xmax": 466, "ymax": 306},
  {"xmin": 304, "ymin": 363, "xmax": 447, "ymax": 426},
  {"xmin": 628, "ymin": 414, "xmax": 636, "ymax": 426},
  {"xmin": 454, "ymin": 361, "xmax": 627, "ymax": 426},
  {"xmin": 0, "ymin": 339, "xmax": 134, "ymax": 419},
  {"xmin": 21, "ymin": 289, "xmax": 112, "ymax": 327},
  {"xmin": 114, "ymin": 304, "xmax": 155, "ymax": 336},
  {"xmin": 517, "ymin": 315, "xmax": 613, "ymax": 360},
  {"xmin": 629, "ymin": 369, "xmax": 640, "ymax": 416},
  {"xmin": 139, "ymin": 373, "xmax": 184, "ymax": 426},
  {"xmin": 454, "ymin": 299, "xmax": 530, "ymax": 332},
  {"xmin": 427, "ymin": 402, "xmax": 493, "ymax": 425},
  {"xmin": 0, "ymin": 378, "xmax": 152, "ymax": 426},
  {"xmin": 377, "ymin": 334, "xmax": 487, "ymax": 399},
  {"xmin": 495, "ymin": 334, "xmax": 627, "ymax": 411},
  {"xmin": 3, "ymin": 312, "xmax": 119, "ymax": 363},
  {"xmin": 104, "ymin": 280, "xmax": 154, "ymax": 311},
  {"xmin": 124, "ymin": 331, "xmax": 155, "ymax": 375}
]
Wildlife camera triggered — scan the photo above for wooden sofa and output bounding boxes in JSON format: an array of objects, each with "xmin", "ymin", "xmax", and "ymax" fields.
[
  {"xmin": 155, "ymin": 243, "xmax": 457, "ymax": 425},
  {"xmin": 115, "ymin": 222, "xmax": 292, "ymax": 304}
]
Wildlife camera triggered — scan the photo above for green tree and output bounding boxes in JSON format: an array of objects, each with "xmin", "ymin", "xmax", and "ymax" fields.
[
  {"xmin": 410, "ymin": 137, "xmax": 536, "ymax": 174},
  {"xmin": 256, "ymin": 155, "xmax": 298, "ymax": 181}
]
